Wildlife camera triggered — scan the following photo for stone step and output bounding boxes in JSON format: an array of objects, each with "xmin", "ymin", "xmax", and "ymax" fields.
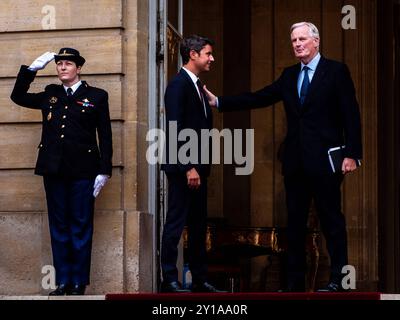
[
  {"xmin": 2, "ymin": 293, "xmax": 400, "ymax": 300},
  {"xmin": 380, "ymin": 294, "xmax": 400, "ymax": 300}
]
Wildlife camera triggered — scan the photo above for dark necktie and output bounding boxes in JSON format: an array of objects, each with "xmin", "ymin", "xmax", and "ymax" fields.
[
  {"xmin": 196, "ymin": 79, "xmax": 207, "ymax": 118},
  {"xmin": 299, "ymin": 66, "xmax": 310, "ymax": 105},
  {"xmin": 67, "ymin": 87, "xmax": 73, "ymax": 97}
]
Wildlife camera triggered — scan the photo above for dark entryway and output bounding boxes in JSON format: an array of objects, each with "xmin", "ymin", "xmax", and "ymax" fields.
[{"xmin": 378, "ymin": 0, "xmax": 400, "ymax": 293}]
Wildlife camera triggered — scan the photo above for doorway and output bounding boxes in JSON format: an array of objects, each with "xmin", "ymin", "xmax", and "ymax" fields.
[
  {"xmin": 378, "ymin": 0, "xmax": 400, "ymax": 293},
  {"xmin": 153, "ymin": 0, "xmax": 382, "ymax": 292},
  {"xmin": 151, "ymin": 0, "xmax": 184, "ymax": 292}
]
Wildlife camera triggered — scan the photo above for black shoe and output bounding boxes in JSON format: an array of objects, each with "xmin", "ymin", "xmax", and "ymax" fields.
[
  {"xmin": 160, "ymin": 281, "xmax": 190, "ymax": 293},
  {"xmin": 69, "ymin": 284, "xmax": 86, "ymax": 295},
  {"xmin": 49, "ymin": 284, "xmax": 71, "ymax": 296},
  {"xmin": 317, "ymin": 282, "xmax": 350, "ymax": 293},
  {"xmin": 277, "ymin": 288, "xmax": 300, "ymax": 293},
  {"xmin": 277, "ymin": 286, "xmax": 305, "ymax": 293},
  {"xmin": 191, "ymin": 282, "xmax": 228, "ymax": 293},
  {"xmin": 277, "ymin": 282, "xmax": 305, "ymax": 292}
]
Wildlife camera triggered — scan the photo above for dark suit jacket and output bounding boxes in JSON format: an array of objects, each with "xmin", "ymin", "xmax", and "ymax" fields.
[
  {"xmin": 161, "ymin": 69, "xmax": 213, "ymax": 176},
  {"xmin": 219, "ymin": 56, "xmax": 362, "ymax": 176},
  {"xmin": 11, "ymin": 65, "xmax": 113, "ymax": 179}
]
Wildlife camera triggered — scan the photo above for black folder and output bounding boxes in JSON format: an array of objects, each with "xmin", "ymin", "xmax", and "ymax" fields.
[{"xmin": 328, "ymin": 146, "xmax": 361, "ymax": 173}]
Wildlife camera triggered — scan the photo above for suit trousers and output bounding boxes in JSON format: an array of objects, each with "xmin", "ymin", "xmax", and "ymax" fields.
[
  {"xmin": 161, "ymin": 173, "xmax": 208, "ymax": 284},
  {"xmin": 43, "ymin": 175, "xmax": 95, "ymax": 285},
  {"xmin": 284, "ymin": 170, "xmax": 347, "ymax": 289}
]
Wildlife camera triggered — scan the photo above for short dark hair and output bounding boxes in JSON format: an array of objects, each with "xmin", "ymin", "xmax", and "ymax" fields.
[{"xmin": 180, "ymin": 35, "xmax": 214, "ymax": 65}]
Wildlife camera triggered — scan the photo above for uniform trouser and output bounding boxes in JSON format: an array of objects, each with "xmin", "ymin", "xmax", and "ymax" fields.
[
  {"xmin": 43, "ymin": 176, "xmax": 95, "ymax": 285},
  {"xmin": 284, "ymin": 170, "xmax": 347, "ymax": 289},
  {"xmin": 161, "ymin": 173, "xmax": 208, "ymax": 284}
]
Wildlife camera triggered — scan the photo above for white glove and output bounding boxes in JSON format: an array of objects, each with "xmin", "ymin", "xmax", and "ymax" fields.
[
  {"xmin": 93, "ymin": 174, "xmax": 109, "ymax": 198},
  {"xmin": 28, "ymin": 52, "xmax": 56, "ymax": 71}
]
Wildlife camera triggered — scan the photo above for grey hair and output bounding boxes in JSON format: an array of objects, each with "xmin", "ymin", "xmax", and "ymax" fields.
[{"xmin": 290, "ymin": 22, "xmax": 320, "ymax": 39}]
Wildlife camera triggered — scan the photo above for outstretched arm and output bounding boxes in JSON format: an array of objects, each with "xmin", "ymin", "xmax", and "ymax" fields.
[{"xmin": 203, "ymin": 73, "xmax": 284, "ymax": 112}]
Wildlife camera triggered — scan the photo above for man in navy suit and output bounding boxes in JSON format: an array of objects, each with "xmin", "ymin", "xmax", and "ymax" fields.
[
  {"xmin": 204, "ymin": 22, "xmax": 362, "ymax": 292},
  {"xmin": 11, "ymin": 48, "xmax": 113, "ymax": 295},
  {"xmin": 160, "ymin": 35, "xmax": 225, "ymax": 293}
]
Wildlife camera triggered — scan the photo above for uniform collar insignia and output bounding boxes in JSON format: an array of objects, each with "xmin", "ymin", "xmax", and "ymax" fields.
[{"xmin": 49, "ymin": 97, "xmax": 58, "ymax": 103}]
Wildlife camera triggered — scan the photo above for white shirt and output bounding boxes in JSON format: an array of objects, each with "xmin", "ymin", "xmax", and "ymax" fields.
[
  {"xmin": 297, "ymin": 52, "xmax": 321, "ymax": 97},
  {"xmin": 182, "ymin": 67, "xmax": 207, "ymax": 118},
  {"xmin": 63, "ymin": 80, "xmax": 82, "ymax": 95}
]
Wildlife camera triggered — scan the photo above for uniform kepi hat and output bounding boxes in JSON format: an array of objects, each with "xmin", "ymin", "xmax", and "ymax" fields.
[{"xmin": 54, "ymin": 48, "xmax": 85, "ymax": 67}]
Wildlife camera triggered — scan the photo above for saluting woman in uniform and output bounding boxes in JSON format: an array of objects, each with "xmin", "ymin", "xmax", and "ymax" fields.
[{"xmin": 11, "ymin": 48, "xmax": 113, "ymax": 295}]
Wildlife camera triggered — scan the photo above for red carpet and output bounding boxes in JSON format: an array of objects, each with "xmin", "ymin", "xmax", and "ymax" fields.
[{"xmin": 106, "ymin": 292, "xmax": 381, "ymax": 301}]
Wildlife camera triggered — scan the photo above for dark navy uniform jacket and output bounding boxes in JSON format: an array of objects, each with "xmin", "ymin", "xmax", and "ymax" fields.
[{"xmin": 11, "ymin": 65, "xmax": 113, "ymax": 179}]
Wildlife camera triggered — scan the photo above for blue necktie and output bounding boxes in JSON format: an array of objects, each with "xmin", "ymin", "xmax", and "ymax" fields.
[
  {"xmin": 300, "ymin": 66, "xmax": 310, "ymax": 105},
  {"xmin": 67, "ymin": 87, "xmax": 73, "ymax": 97}
]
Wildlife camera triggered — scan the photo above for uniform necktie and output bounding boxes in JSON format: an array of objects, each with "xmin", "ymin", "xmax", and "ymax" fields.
[
  {"xmin": 299, "ymin": 66, "xmax": 310, "ymax": 105},
  {"xmin": 196, "ymin": 79, "xmax": 207, "ymax": 118},
  {"xmin": 67, "ymin": 87, "xmax": 73, "ymax": 97}
]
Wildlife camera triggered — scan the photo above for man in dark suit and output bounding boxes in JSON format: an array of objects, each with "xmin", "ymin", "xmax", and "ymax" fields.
[
  {"xmin": 11, "ymin": 48, "xmax": 113, "ymax": 295},
  {"xmin": 204, "ymin": 22, "xmax": 362, "ymax": 292},
  {"xmin": 160, "ymin": 35, "xmax": 224, "ymax": 293}
]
